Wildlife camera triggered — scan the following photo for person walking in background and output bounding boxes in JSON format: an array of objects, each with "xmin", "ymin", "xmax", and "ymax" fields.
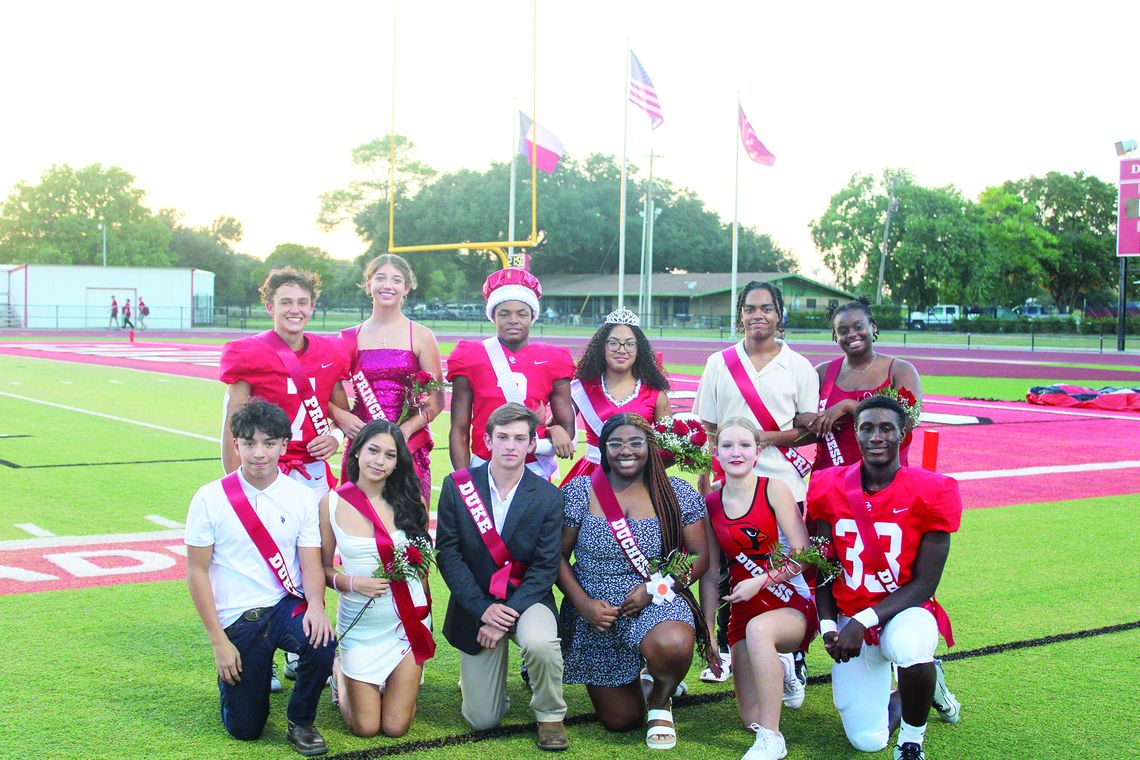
[
  {"xmin": 108, "ymin": 296, "xmax": 119, "ymax": 329},
  {"xmin": 330, "ymin": 254, "xmax": 443, "ymax": 508},
  {"xmin": 138, "ymin": 297, "xmax": 149, "ymax": 329},
  {"xmin": 121, "ymin": 298, "xmax": 135, "ymax": 330}
]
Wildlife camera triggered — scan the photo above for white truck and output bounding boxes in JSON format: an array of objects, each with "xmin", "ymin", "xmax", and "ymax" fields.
[{"xmin": 907, "ymin": 304, "xmax": 973, "ymax": 330}]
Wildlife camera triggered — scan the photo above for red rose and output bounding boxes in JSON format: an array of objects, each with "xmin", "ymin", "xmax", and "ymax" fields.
[
  {"xmin": 414, "ymin": 370, "xmax": 433, "ymax": 385},
  {"xmin": 672, "ymin": 419, "xmax": 687, "ymax": 435},
  {"xmin": 691, "ymin": 429, "xmax": 708, "ymax": 447},
  {"xmin": 405, "ymin": 545, "xmax": 424, "ymax": 565},
  {"xmin": 657, "ymin": 449, "xmax": 676, "ymax": 467},
  {"xmin": 654, "ymin": 420, "xmax": 668, "ymax": 433},
  {"xmin": 896, "ymin": 388, "xmax": 916, "ymax": 407}
]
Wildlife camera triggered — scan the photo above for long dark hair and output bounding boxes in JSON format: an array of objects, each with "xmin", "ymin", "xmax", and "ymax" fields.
[
  {"xmin": 343, "ymin": 420, "xmax": 430, "ymax": 544},
  {"xmin": 574, "ymin": 322, "xmax": 671, "ymax": 391},
  {"xmin": 597, "ymin": 413, "xmax": 711, "ymax": 662}
]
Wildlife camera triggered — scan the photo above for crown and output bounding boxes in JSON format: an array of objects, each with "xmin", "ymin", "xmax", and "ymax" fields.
[{"xmin": 604, "ymin": 308, "xmax": 640, "ymax": 327}]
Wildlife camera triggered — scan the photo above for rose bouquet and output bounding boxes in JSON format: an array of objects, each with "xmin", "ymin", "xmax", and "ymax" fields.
[
  {"xmin": 872, "ymin": 385, "xmax": 922, "ymax": 427},
  {"xmin": 397, "ymin": 371, "xmax": 449, "ymax": 424},
  {"xmin": 653, "ymin": 416, "xmax": 711, "ymax": 474},
  {"xmin": 338, "ymin": 536, "xmax": 438, "ymax": 638}
]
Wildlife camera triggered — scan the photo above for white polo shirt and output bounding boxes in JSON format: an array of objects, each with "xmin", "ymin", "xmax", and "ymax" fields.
[
  {"xmin": 185, "ymin": 469, "xmax": 321, "ymax": 628},
  {"xmin": 695, "ymin": 340, "xmax": 819, "ymax": 501}
]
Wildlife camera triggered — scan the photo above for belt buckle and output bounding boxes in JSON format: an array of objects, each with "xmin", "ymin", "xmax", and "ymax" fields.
[{"xmin": 242, "ymin": 607, "xmax": 268, "ymax": 622}]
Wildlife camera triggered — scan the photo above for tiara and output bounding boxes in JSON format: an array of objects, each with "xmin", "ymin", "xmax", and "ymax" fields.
[{"xmin": 604, "ymin": 308, "xmax": 640, "ymax": 327}]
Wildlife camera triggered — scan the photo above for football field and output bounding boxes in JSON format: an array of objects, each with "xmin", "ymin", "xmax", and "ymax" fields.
[{"xmin": 0, "ymin": 338, "xmax": 1137, "ymax": 759}]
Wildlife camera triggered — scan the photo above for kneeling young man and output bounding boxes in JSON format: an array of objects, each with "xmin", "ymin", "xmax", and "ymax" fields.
[
  {"xmin": 808, "ymin": 396, "xmax": 962, "ymax": 760},
  {"xmin": 186, "ymin": 399, "xmax": 336, "ymax": 756},
  {"xmin": 435, "ymin": 402, "xmax": 569, "ymax": 751}
]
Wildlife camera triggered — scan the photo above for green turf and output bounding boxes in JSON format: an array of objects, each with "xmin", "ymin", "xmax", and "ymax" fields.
[{"xmin": 1, "ymin": 354, "xmax": 1137, "ymax": 758}]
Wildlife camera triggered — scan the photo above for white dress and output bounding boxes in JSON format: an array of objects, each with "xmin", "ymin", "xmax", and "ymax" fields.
[{"xmin": 330, "ymin": 492, "xmax": 432, "ymax": 686}]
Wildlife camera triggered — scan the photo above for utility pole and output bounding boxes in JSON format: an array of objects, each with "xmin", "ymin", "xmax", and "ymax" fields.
[
  {"xmin": 98, "ymin": 220, "xmax": 107, "ymax": 267},
  {"xmin": 875, "ymin": 184, "xmax": 900, "ymax": 306},
  {"xmin": 644, "ymin": 150, "xmax": 660, "ymax": 328}
]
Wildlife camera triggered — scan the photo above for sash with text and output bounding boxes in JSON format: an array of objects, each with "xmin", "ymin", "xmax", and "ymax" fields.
[{"xmin": 452, "ymin": 469, "xmax": 528, "ymax": 599}]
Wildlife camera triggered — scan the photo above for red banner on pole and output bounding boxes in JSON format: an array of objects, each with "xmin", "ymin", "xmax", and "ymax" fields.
[{"xmin": 1118, "ymin": 159, "xmax": 1140, "ymax": 257}]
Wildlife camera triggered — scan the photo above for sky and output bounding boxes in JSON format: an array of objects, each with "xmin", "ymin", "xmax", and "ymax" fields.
[{"xmin": 2, "ymin": 1, "xmax": 1137, "ymax": 284}]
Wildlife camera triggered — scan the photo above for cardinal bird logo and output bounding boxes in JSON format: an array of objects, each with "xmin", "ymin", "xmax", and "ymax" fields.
[{"xmin": 740, "ymin": 527, "xmax": 764, "ymax": 552}]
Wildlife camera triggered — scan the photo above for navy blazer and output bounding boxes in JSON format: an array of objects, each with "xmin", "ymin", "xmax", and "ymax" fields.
[{"xmin": 435, "ymin": 463, "xmax": 565, "ymax": 655}]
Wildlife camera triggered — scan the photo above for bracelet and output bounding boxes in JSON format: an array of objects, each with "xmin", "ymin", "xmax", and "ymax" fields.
[
  {"xmin": 852, "ymin": 608, "xmax": 879, "ymax": 629},
  {"xmin": 349, "ymin": 575, "xmax": 355, "ymax": 594},
  {"xmin": 331, "ymin": 428, "xmax": 345, "ymax": 445},
  {"xmin": 819, "ymin": 619, "xmax": 838, "ymax": 636},
  {"xmin": 332, "ymin": 572, "xmax": 342, "ymax": 592}
]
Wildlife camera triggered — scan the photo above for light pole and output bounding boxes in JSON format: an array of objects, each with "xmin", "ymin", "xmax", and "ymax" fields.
[
  {"xmin": 97, "ymin": 221, "xmax": 107, "ymax": 267},
  {"xmin": 1116, "ymin": 139, "xmax": 1138, "ymax": 351},
  {"xmin": 875, "ymin": 185, "xmax": 900, "ymax": 306}
]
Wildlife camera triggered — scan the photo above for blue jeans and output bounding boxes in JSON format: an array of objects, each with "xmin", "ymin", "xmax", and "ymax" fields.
[{"xmin": 218, "ymin": 596, "xmax": 336, "ymax": 740}]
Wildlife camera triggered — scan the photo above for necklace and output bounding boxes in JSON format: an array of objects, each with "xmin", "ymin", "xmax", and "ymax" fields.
[
  {"xmin": 846, "ymin": 353, "xmax": 878, "ymax": 374},
  {"xmin": 600, "ymin": 375, "xmax": 641, "ymax": 407}
]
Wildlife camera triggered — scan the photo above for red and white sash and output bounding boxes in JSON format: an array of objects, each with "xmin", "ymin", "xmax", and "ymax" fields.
[
  {"xmin": 720, "ymin": 345, "xmax": 812, "ymax": 479},
  {"xmin": 818, "ymin": 357, "xmax": 845, "ymax": 467},
  {"xmin": 843, "ymin": 465, "xmax": 954, "ymax": 647},
  {"xmin": 220, "ymin": 471, "xmax": 307, "ymax": 618},
  {"xmin": 452, "ymin": 469, "xmax": 528, "ymax": 599},
  {"xmin": 256, "ymin": 331, "xmax": 333, "ymax": 479},
  {"xmin": 569, "ymin": 379, "xmax": 606, "ymax": 464},
  {"xmin": 340, "ymin": 326, "xmax": 388, "ymax": 424},
  {"xmin": 481, "ymin": 337, "xmax": 558, "ymax": 476},
  {"xmin": 590, "ymin": 469, "xmax": 652, "ymax": 579},
  {"xmin": 335, "ymin": 482, "xmax": 435, "ymax": 663}
]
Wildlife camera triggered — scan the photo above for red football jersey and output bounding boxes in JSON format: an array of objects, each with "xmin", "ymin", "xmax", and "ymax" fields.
[
  {"xmin": 220, "ymin": 333, "xmax": 350, "ymax": 462},
  {"xmin": 807, "ymin": 464, "xmax": 961, "ymax": 616},
  {"xmin": 446, "ymin": 339, "xmax": 574, "ymax": 460}
]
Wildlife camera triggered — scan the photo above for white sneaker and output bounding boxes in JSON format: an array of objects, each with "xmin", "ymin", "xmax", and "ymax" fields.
[
  {"xmin": 283, "ymin": 652, "xmax": 298, "ymax": 680},
  {"xmin": 780, "ymin": 652, "xmax": 805, "ymax": 709},
  {"xmin": 743, "ymin": 724, "xmax": 787, "ymax": 760},
  {"xmin": 673, "ymin": 680, "xmax": 689, "ymax": 699},
  {"xmin": 700, "ymin": 650, "xmax": 733, "ymax": 683},
  {"xmin": 932, "ymin": 658, "xmax": 961, "ymax": 723},
  {"xmin": 328, "ymin": 675, "xmax": 339, "ymax": 706},
  {"xmin": 270, "ymin": 665, "xmax": 283, "ymax": 693}
]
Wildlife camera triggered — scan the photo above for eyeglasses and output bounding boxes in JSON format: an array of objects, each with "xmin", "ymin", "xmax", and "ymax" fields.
[
  {"xmin": 605, "ymin": 339, "xmax": 638, "ymax": 353},
  {"xmin": 605, "ymin": 438, "xmax": 648, "ymax": 453}
]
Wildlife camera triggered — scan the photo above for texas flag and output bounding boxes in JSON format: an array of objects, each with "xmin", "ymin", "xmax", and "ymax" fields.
[
  {"xmin": 518, "ymin": 112, "xmax": 565, "ymax": 173},
  {"xmin": 739, "ymin": 105, "xmax": 775, "ymax": 166}
]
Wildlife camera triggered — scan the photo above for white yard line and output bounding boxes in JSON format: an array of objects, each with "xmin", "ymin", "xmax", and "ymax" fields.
[
  {"xmin": 14, "ymin": 523, "xmax": 54, "ymax": 537},
  {"xmin": 144, "ymin": 515, "xmax": 184, "ymax": 529},
  {"xmin": 0, "ymin": 391, "xmax": 218, "ymax": 443},
  {"xmin": 0, "ymin": 529, "xmax": 185, "ymax": 551},
  {"xmin": 928, "ymin": 398, "xmax": 1140, "ymax": 422},
  {"xmin": 947, "ymin": 460, "xmax": 1140, "ymax": 481}
]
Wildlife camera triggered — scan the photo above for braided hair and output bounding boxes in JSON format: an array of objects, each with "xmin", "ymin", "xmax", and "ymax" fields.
[
  {"xmin": 574, "ymin": 322, "xmax": 671, "ymax": 390},
  {"xmin": 343, "ymin": 419, "xmax": 431, "ymax": 544},
  {"xmin": 597, "ymin": 413, "xmax": 712, "ymax": 663},
  {"xmin": 735, "ymin": 280, "xmax": 785, "ymax": 333},
  {"xmin": 826, "ymin": 296, "xmax": 879, "ymax": 343}
]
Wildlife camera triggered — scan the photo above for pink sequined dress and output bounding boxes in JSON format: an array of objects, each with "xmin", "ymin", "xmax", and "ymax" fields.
[{"xmin": 351, "ymin": 344, "xmax": 434, "ymax": 507}]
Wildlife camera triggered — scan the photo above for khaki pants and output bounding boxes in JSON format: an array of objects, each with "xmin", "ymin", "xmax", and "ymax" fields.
[{"xmin": 460, "ymin": 603, "xmax": 566, "ymax": 730}]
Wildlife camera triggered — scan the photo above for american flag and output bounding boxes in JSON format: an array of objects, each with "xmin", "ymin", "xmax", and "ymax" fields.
[{"xmin": 629, "ymin": 51, "xmax": 663, "ymax": 130}]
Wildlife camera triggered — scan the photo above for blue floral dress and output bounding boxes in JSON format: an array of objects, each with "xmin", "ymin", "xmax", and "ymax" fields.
[{"xmin": 559, "ymin": 475, "xmax": 706, "ymax": 687}]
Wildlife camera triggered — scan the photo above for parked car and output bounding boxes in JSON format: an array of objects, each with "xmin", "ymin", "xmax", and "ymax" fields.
[{"xmin": 907, "ymin": 304, "xmax": 976, "ymax": 330}]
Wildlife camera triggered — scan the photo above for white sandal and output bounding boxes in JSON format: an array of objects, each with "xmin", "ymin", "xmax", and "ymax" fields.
[{"xmin": 646, "ymin": 707, "xmax": 677, "ymax": 750}]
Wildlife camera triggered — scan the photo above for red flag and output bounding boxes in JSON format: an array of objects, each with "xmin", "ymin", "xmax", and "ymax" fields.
[{"xmin": 739, "ymin": 105, "xmax": 775, "ymax": 166}]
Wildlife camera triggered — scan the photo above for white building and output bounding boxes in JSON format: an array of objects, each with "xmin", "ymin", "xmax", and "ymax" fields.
[{"xmin": 1, "ymin": 264, "xmax": 215, "ymax": 329}]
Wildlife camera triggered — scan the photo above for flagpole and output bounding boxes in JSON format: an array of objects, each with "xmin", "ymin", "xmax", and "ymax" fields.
[
  {"xmin": 617, "ymin": 42, "xmax": 629, "ymax": 310},
  {"xmin": 508, "ymin": 102, "xmax": 517, "ymax": 259},
  {"xmin": 731, "ymin": 99, "xmax": 741, "ymax": 333}
]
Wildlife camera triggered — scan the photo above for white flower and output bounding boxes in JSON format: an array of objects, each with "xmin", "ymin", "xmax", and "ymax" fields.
[{"xmin": 646, "ymin": 572, "xmax": 676, "ymax": 605}]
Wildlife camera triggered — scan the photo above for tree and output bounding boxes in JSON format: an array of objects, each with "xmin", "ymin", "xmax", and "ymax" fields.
[
  {"xmin": 974, "ymin": 187, "xmax": 1058, "ymax": 306},
  {"xmin": 0, "ymin": 163, "xmax": 173, "ymax": 266},
  {"xmin": 809, "ymin": 173, "xmax": 889, "ymax": 292},
  {"xmin": 1001, "ymin": 172, "xmax": 1117, "ymax": 312}
]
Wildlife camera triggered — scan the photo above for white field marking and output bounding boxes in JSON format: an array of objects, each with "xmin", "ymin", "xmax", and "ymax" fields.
[
  {"xmin": 947, "ymin": 460, "xmax": 1140, "ymax": 481},
  {"xmin": 0, "ymin": 392, "xmax": 218, "ymax": 443},
  {"xmin": 144, "ymin": 515, "xmax": 184, "ymax": 529},
  {"xmin": 108, "ymin": 379, "xmax": 123, "ymax": 384},
  {"xmin": 432, "ymin": 485, "xmax": 442, "ymax": 491},
  {"xmin": 8, "ymin": 381, "xmax": 20, "ymax": 385},
  {"xmin": 920, "ymin": 412, "xmax": 982, "ymax": 425},
  {"xmin": 14, "ymin": 523, "xmax": 54, "ymax": 537},
  {"xmin": 0, "ymin": 348, "xmax": 216, "ymax": 383},
  {"xmin": 0, "ymin": 529, "xmax": 184, "ymax": 551},
  {"xmin": 929, "ymin": 398, "xmax": 1140, "ymax": 422},
  {"xmin": 60, "ymin": 380, "xmax": 73, "ymax": 384}
]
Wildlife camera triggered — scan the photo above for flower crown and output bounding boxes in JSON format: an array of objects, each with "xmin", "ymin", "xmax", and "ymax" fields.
[{"xmin": 604, "ymin": 308, "xmax": 640, "ymax": 327}]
